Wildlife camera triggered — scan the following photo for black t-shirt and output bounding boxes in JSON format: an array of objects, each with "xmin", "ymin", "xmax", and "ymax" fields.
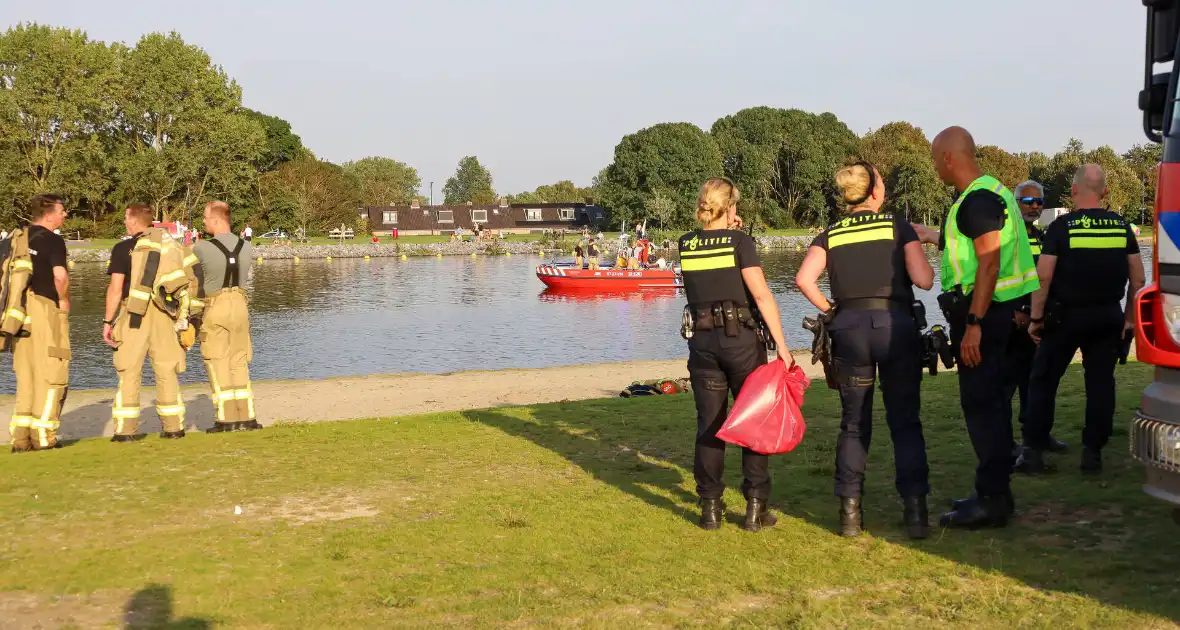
[
  {"xmin": 938, "ymin": 189, "xmax": 1008, "ymax": 251},
  {"xmin": 1041, "ymin": 209, "xmax": 1139, "ymax": 306},
  {"xmin": 811, "ymin": 211, "xmax": 918, "ymax": 304},
  {"xmin": 107, "ymin": 233, "xmax": 143, "ymax": 300},
  {"xmin": 27, "ymin": 226, "xmax": 68, "ymax": 306},
  {"xmin": 679, "ymin": 229, "xmax": 760, "ymax": 306}
]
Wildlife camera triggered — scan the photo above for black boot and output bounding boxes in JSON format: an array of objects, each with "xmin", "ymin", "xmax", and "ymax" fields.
[
  {"xmin": 1081, "ymin": 447, "xmax": 1103, "ymax": 474},
  {"xmin": 1012, "ymin": 446, "xmax": 1054, "ymax": 475},
  {"xmin": 741, "ymin": 498, "xmax": 777, "ymax": 532},
  {"xmin": 1046, "ymin": 435, "xmax": 1069, "ymax": 453},
  {"xmin": 951, "ymin": 491, "xmax": 1014, "ymax": 515},
  {"xmin": 239, "ymin": 420, "xmax": 263, "ymax": 431},
  {"xmin": 902, "ymin": 496, "xmax": 929, "ymax": 540},
  {"xmin": 698, "ymin": 498, "xmax": 725, "ymax": 531},
  {"xmin": 10, "ymin": 445, "xmax": 33, "ymax": 454},
  {"xmin": 206, "ymin": 422, "xmax": 233, "ymax": 434},
  {"xmin": 161, "ymin": 430, "xmax": 186, "ymax": 439},
  {"xmin": 839, "ymin": 497, "xmax": 863, "ymax": 537},
  {"xmin": 939, "ymin": 494, "xmax": 1010, "ymax": 529},
  {"xmin": 110, "ymin": 434, "xmax": 141, "ymax": 443}
]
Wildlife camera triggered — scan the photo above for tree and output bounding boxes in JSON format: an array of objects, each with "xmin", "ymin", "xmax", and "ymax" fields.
[
  {"xmin": 259, "ymin": 157, "xmax": 360, "ymax": 233},
  {"xmin": 1124, "ymin": 143, "xmax": 1162, "ymax": 222},
  {"xmin": 343, "ymin": 157, "xmax": 421, "ymax": 207},
  {"xmin": 0, "ymin": 23, "xmax": 118, "ymax": 221},
  {"xmin": 858, "ymin": 122, "xmax": 950, "ymax": 226},
  {"xmin": 976, "ymin": 145, "xmax": 1029, "ymax": 191},
  {"xmin": 241, "ymin": 108, "xmax": 307, "ymax": 171},
  {"xmin": 1085, "ymin": 145, "xmax": 1140, "ymax": 217},
  {"xmin": 443, "ymin": 156, "xmax": 495, "ymax": 204},
  {"xmin": 643, "ymin": 192, "xmax": 678, "ymax": 230},
  {"xmin": 508, "ymin": 180, "xmax": 594, "ymax": 205},
  {"xmin": 599, "ymin": 122, "xmax": 722, "ymax": 227}
]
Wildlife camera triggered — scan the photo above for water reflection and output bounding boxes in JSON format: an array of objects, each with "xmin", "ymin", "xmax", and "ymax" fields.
[{"xmin": 0, "ymin": 246, "xmax": 1153, "ymax": 393}]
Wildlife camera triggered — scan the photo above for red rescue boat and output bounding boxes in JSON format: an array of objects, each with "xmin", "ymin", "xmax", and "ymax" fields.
[{"xmin": 536, "ymin": 264, "xmax": 683, "ymax": 291}]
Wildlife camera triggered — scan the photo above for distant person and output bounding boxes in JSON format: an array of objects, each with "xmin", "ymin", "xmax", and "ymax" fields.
[
  {"xmin": 7, "ymin": 194, "xmax": 71, "ymax": 452},
  {"xmin": 1021, "ymin": 165, "xmax": 1146, "ymax": 474},
  {"xmin": 242, "ymin": 224, "xmax": 253, "ymax": 242},
  {"xmin": 587, "ymin": 238, "xmax": 600, "ymax": 270},
  {"xmin": 574, "ymin": 241, "xmax": 584, "ymax": 269},
  {"xmin": 680, "ymin": 177, "xmax": 792, "ymax": 532},
  {"xmin": 627, "ymin": 243, "xmax": 640, "ymax": 270}
]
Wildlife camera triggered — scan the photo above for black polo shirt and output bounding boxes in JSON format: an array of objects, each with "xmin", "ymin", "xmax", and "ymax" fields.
[
  {"xmin": 107, "ymin": 233, "xmax": 143, "ymax": 300},
  {"xmin": 810, "ymin": 211, "xmax": 918, "ymax": 304},
  {"xmin": 1041, "ymin": 209, "xmax": 1138, "ymax": 306},
  {"xmin": 938, "ymin": 189, "xmax": 1008, "ymax": 250},
  {"xmin": 26, "ymin": 226, "xmax": 68, "ymax": 306},
  {"xmin": 679, "ymin": 229, "xmax": 760, "ymax": 306}
]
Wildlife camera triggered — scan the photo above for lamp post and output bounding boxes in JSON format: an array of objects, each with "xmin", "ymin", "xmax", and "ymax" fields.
[{"xmin": 430, "ymin": 181, "xmax": 434, "ymax": 207}]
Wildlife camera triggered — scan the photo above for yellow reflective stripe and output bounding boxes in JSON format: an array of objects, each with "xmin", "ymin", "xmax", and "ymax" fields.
[
  {"xmin": 1069, "ymin": 228, "xmax": 1126, "ymax": 235},
  {"xmin": 681, "ymin": 255, "xmax": 736, "ymax": 272},
  {"xmin": 29, "ymin": 418, "xmax": 60, "ymax": 430},
  {"xmin": 40, "ymin": 388, "xmax": 57, "ymax": 424},
  {"xmin": 111, "ymin": 407, "xmax": 141, "ymax": 418},
  {"xmin": 232, "ymin": 389, "xmax": 253, "ymax": 400},
  {"xmin": 1029, "ymin": 244, "xmax": 1042, "ymax": 255},
  {"xmin": 828, "ymin": 226, "xmax": 893, "ymax": 248},
  {"xmin": 135, "ymin": 240, "xmax": 162, "ymax": 250},
  {"xmin": 1069, "ymin": 237, "xmax": 1126, "ymax": 249},
  {"xmin": 680, "ymin": 247, "xmax": 734, "ymax": 257},
  {"xmin": 156, "ymin": 404, "xmax": 186, "ymax": 415},
  {"xmin": 827, "ymin": 220, "xmax": 891, "ymax": 236},
  {"xmin": 6, "ymin": 307, "xmax": 25, "ymax": 320},
  {"xmin": 244, "ymin": 385, "xmax": 255, "ymax": 419},
  {"xmin": 129, "ymin": 289, "xmax": 152, "ymax": 300},
  {"xmin": 159, "ymin": 269, "xmax": 187, "ymax": 283},
  {"xmin": 189, "ymin": 299, "xmax": 204, "ymax": 308},
  {"xmin": 996, "ymin": 268, "xmax": 1040, "ymax": 290},
  {"xmin": 9, "ymin": 415, "xmax": 35, "ymax": 427},
  {"xmin": 183, "ymin": 255, "xmax": 199, "ymax": 267},
  {"xmin": 12, "ymin": 260, "xmax": 32, "ymax": 270}
]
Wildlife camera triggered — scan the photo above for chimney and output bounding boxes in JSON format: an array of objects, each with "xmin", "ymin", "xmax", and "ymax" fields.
[
  {"xmin": 410, "ymin": 198, "xmax": 421, "ymax": 209},
  {"xmin": 499, "ymin": 197, "xmax": 508, "ymax": 208}
]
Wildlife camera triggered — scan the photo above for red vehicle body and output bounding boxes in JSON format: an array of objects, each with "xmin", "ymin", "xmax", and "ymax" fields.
[{"xmin": 535, "ymin": 264, "xmax": 682, "ymax": 291}]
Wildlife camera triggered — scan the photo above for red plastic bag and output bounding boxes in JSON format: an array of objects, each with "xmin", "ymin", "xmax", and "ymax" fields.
[{"xmin": 716, "ymin": 361, "xmax": 810, "ymax": 454}]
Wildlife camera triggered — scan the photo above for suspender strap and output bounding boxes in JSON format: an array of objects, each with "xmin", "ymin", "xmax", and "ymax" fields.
[{"xmin": 208, "ymin": 238, "xmax": 245, "ymax": 288}]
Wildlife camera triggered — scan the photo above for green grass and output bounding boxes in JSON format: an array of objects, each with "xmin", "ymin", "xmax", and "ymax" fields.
[{"xmin": 1, "ymin": 364, "xmax": 1178, "ymax": 628}]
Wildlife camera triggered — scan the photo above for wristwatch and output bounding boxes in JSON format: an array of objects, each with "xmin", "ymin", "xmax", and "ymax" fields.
[{"xmin": 966, "ymin": 313, "xmax": 981, "ymax": 327}]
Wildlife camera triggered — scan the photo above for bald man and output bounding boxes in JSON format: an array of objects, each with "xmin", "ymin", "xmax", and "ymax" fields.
[
  {"xmin": 921, "ymin": 127, "xmax": 1040, "ymax": 529},
  {"xmin": 1021, "ymin": 165, "xmax": 1146, "ymax": 475}
]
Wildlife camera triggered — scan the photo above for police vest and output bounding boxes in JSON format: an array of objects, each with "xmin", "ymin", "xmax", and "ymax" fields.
[
  {"xmin": 940, "ymin": 175, "xmax": 1039, "ymax": 300},
  {"xmin": 126, "ymin": 227, "xmax": 198, "ymax": 327},
  {"xmin": 679, "ymin": 230, "xmax": 748, "ymax": 307},
  {"xmin": 0, "ymin": 228, "xmax": 34, "ymax": 336},
  {"xmin": 823, "ymin": 211, "xmax": 911, "ymax": 303},
  {"xmin": 1026, "ymin": 224, "xmax": 1043, "ymax": 262}
]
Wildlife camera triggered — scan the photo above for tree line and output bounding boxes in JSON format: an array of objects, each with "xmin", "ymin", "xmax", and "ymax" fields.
[{"xmin": 0, "ymin": 24, "xmax": 1161, "ymax": 237}]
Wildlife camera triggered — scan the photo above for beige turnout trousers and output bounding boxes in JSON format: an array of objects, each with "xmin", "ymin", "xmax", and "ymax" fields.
[
  {"xmin": 200, "ymin": 288, "xmax": 255, "ymax": 427},
  {"xmin": 10, "ymin": 293, "xmax": 70, "ymax": 449},
  {"xmin": 111, "ymin": 302, "xmax": 186, "ymax": 435}
]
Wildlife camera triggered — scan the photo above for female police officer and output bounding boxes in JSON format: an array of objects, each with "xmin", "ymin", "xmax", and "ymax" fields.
[
  {"xmin": 794, "ymin": 162, "xmax": 935, "ymax": 539},
  {"xmin": 679, "ymin": 177, "xmax": 792, "ymax": 533}
]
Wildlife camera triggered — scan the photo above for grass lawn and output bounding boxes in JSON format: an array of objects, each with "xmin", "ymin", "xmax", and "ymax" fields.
[{"xmin": 1, "ymin": 364, "xmax": 1177, "ymax": 628}]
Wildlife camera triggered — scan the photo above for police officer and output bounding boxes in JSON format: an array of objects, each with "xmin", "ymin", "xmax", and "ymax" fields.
[
  {"xmin": 914, "ymin": 127, "xmax": 1039, "ymax": 529},
  {"xmin": 795, "ymin": 162, "xmax": 934, "ymax": 539},
  {"xmin": 1021, "ymin": 165, "xmax": 1146, "ymax": 474},
  {"xmin": 5, "ymin": 194, "xmax": 71, "ymax": 452},
  {"xmin": 680, "ymin": 177, "xmax": 792, "ymax": 532},
  {"xmin": 193, "ymin": 201, "xmax": 260, "ymax": 432},
  {"xmin": 102, "ymin": 203, "xmax": 196, "ymax": 441},
  {"xmin": 1008, "ymin": 181, "xmax": 1069, "ymax": 466}
]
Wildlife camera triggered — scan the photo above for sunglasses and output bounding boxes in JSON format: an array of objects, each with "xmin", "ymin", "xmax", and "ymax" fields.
[{"xmin": 1017, "ymin": 197, "xmax": 1044, "ymax": 206}]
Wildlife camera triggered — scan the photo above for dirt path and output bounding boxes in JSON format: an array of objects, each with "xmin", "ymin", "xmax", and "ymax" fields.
[{"xmin": 0, "ymin": 355, "xmax": 828, "ymax": 442}]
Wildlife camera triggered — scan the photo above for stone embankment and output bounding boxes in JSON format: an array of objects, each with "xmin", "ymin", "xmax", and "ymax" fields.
[{"xmin": 67, "ymin": 235, "xmax": 817, "ymax": 263}]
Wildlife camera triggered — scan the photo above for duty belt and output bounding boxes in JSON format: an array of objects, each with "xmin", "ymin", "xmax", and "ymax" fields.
[
  {"xmin": 692, "ymin": 306, "xmax": 754, "ymax": 330},
  {"xmin": 838, "ymin": 297, "xmax": 912, "ymax": 313}
]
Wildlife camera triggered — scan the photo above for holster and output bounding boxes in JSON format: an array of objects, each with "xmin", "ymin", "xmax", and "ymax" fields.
[
  {"xmin": 803, "ymin": 308, "xmax": 838, "ymax": 389},
  {"xmin": 937, "ymin": 285, "xmax": 967, "ymax": 321}
]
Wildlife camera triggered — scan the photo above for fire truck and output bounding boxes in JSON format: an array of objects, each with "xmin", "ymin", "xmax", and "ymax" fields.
[{"xmin": 1134, "ymin": 1, "xmax": 1180, "ymax": 521}]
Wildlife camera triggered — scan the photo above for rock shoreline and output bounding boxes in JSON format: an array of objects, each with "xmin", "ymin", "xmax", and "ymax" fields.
[{"xmin": 67, "ymin": 235, "xmax": 817, "ymax": 263}]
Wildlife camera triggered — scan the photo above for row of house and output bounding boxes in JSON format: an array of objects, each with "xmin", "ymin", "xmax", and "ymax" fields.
[{"xmin": 363, "ymin": 199, "xmax": 610, "ymax": 236}]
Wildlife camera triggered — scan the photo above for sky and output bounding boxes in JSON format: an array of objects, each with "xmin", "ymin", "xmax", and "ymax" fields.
[{"xmin": 1, "ymin": 0, "xmax": 1149, "ymax": 198}]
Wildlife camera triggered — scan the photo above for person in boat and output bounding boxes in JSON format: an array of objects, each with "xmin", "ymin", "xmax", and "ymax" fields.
[
  {"xmin": 680, "ymin": 177, "xmax": 793, "ymax": 533},
  {"xmin": 586, "ymin": 238, "xmax": 600, "ymax": 270},
  {"xmin": 626, "ymin": 241, "xmax": 640, "ymax": 270},
  {"xmin": 574, "ymin": 241, "xmax": 584, "ymax": 269}
]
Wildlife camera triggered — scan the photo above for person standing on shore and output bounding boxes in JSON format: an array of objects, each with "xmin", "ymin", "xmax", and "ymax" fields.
[
  {"xmin": 794, "ymin": 162, "xmax": 934, "ymax": 539},
  {"xmin": 193, "ymin": 201, "xmax": 260, "ymax": 432},
  {"xmin": 6, "ymin": 194, "xmax": 71, "ymax": 452},
  {"xmin": 681, "ymin": 177, "xmax": 792, "ymax": 532},
  {"xmin": 913, "ymin": 127, "xmax": 1039, "ymax": 529}
]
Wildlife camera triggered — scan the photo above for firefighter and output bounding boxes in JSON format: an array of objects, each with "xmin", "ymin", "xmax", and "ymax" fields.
[
  {"xmin": 587, "ymin": 238, "xmax": 600, "ymax": 270},
  {"xmin": 1021, "ymin": 165, "xmax": 1147, "ymax": 474},
  {"xmin": 794, "ymin": 162, "xmax": 934, "ymax": 539},
  {"xmin": 5, "ymin": 194, "xmax": 71, "ymax": 452},
  {"xmin": 913, "ymin": 127, "xmax": 1039, "ymax": 529},
  {"xmin": 1008, "ymin": 181, "xmax": 1069, "ymax": 464},
  {"xmin": 102, "ymin": 203, "xmax": 197, "ymax": 441},
  {"xmin": 680, "ymin": 177, "xmax": 793, "ymax": 532},
  {"xmin": 192, "ymin": 201, "xmax": 260, "ymax": 432}
]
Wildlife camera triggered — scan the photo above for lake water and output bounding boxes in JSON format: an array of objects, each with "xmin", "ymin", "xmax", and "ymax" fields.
[{"xmin": 0, "ymin": 246, "xmax": 1154, "ymax": 393}]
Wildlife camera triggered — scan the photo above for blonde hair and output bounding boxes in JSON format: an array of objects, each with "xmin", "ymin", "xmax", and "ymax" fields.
[
  {"xmin": 697, "ymin": 178, "xmax": 740, "ymax": 224},
  {"xmin": 834, "ymin": 163, "xmax": 873, "ymax": 207}
]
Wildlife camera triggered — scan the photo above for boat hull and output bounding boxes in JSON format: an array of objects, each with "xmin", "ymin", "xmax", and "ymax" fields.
[{"xmin": 536, "ymin": 265, "xmax": 682, "ymax": 291}]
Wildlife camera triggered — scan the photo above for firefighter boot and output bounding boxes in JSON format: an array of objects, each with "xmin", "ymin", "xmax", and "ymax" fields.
[{"xmin": 699, "ymin": 498, "xmax": 725, "ymax": 531}]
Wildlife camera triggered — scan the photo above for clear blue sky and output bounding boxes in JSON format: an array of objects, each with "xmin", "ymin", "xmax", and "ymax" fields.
[{"xmin": 3, "ymin": 0, "xmax": 1146, "ymax": 197}]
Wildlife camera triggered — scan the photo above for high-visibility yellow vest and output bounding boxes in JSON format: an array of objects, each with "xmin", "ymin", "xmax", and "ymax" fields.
[
  {"xmin": 0, "ymin": 228, "xmax": 33, "ymax": 336},
  {"xmin": 940, "ymin": 175, "xmax": 1039, "ymax": 300}
]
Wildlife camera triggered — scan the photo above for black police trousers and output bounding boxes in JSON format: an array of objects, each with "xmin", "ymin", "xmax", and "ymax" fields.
[
  {"xmin": 949, "ymin": 299, "xmax": 1016, "ymax": 498},
  {"xmin": 687, "ymin": 326, "xmax": 769, "ymax": 501},
  {"xmin": 1024, "ymin": 303, "xmax": 1122, "ymax": 452},
  {"xmin": 829, "ymin": 308, "xmax": 929, "ymax": 499},
  {"xmin": 1002, "ymin": 317, "xmax": 1037, "ymax": 444}
]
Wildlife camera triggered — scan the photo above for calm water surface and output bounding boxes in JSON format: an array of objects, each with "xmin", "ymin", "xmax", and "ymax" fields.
[{"xmin": 0, "ymin": 247, "xmax": 1154, "ymax": 393}]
